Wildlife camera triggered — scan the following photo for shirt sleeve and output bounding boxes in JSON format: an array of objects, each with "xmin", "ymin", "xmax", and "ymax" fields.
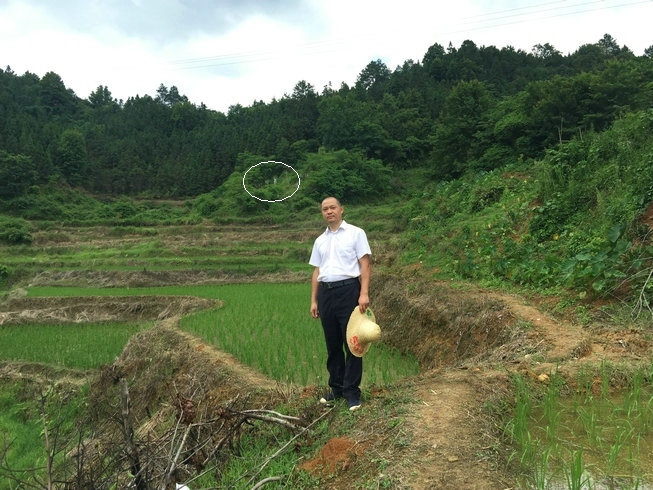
[
  {"xmin": 355, "ymin": 229, "xmax": 372, "ymax": 259},
  {"xmin": 309, "ymin": 240, "xmax": 322, "ymax": 267}
]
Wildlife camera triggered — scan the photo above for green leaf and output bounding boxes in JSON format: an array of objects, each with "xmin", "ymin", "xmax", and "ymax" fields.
[{"xmin": 607, "ymin": 224, "xmax": 624, "ymax": 244}]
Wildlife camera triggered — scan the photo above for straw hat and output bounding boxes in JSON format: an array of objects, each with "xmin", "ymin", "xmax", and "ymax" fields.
[{"xmin": 346, "ymin": 307, "xmax": 381, "ymax": 357}]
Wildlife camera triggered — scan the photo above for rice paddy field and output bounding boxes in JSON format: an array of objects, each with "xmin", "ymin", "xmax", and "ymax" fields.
[
  {"xmin": 19, "ymin": 283, "xmax": 419, "ymax": 386},
  {"xmin": 0, "ymin": 321, "xmax": 150, "ymax": 369},
  {"xmin": 507, "ymin": 365, "xmax": 653, "ymax": 489}
]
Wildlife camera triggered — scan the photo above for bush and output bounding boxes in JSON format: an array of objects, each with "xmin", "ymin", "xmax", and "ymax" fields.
[
  {"xmin": 302, "ymin": 149, "xmax": 391, "ymax": 203},
  {"xmin": 0, "ymin": 216, "xmax": 33, "ymax": 244}
]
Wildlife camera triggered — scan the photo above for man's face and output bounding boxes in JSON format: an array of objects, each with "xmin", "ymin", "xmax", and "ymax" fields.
[{"xmin": 321, "ymin": 198, "xmax": 343, "ymax": 226}]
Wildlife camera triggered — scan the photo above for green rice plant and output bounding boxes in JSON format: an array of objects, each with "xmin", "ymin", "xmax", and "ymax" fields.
[
  {"xmin": 625, "ymin": 371, "xmax": 643, "ymax": 418},
  {"xmin": 505, "ymin": 373, "xmax": 539, "ymax": 469},
  {"xmin": 543, "ymin": 373, "xmax": 564, "ymax": 444},
  {"xmin": 577, "ymin": 405, "xmax": 601, "ymax": 446},
  {"xmin": 178, "ymin": 283, "xmax": 419, "ymax": 387},
  {"xmin": 606, "ymin": 423, "xmax": 633, "ymax": 476},
  {"xmin": 508, "ymin": 363, "xmax": 653, "ymax": 486},
  {"xmin": 0, "ymin": 322, "xmax": 149, "ymax": 369},
  {"xmin": 565, "ymin": 449, "xmax": 591, "ymax": 490},
  {"xmin": 532, "ymin": 446, "xmax": 552, "ymax": 490},
  {"xmin": 642, "ymin": 395, "xmax": 653, "ymax": 434},
  {"xmin": 600, "ymin": 360, "xmax": 613, "ymax": 401}
]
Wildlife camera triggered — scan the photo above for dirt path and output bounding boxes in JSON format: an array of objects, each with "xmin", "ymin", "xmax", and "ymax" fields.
[
  {"xmin": 393, "ymin": 289, "xmax": 599, "ymax": 488},
  {"xmin": 487, "ymin": 291, "xmax": 589, "ymax": 361},
  {"xmin": 392, "ymin": 284, "xmax": 653, "ymax": 489},
  {"xmin": 393, "ymin": 369, "xmax": 510, "ymax": 489}
]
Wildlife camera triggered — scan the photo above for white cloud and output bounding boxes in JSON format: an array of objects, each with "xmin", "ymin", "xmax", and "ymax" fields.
[{"xmin": 1, "ymin": 0, "xmax": 651, "ymax": 112}]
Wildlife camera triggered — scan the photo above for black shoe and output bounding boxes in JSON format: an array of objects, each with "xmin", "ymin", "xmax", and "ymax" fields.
[
  {"xmin": 319, "ymin": 391, "xmax": 341, "ymax": 405},
  {"xmin": 347, "ymin": 397, "xmax": 361, "ymax": 412}
]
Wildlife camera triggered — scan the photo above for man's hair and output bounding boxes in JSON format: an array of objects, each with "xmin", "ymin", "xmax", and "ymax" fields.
[{"xmin": 321, "ymin": 196, "xmax": 342, "ymax": 207}]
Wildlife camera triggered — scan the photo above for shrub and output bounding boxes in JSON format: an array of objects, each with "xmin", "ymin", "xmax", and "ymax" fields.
[
  {"xmin": 302, "ymin": 149, "xmax": 391, "ymax": 203},
  {"xmin": 0, "ymin": 216, "xmax": 33, "ymax": 244}
]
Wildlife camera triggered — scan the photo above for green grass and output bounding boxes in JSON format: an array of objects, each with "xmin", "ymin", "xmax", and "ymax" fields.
[
  {"xmin": 24, "ymin": 284, "xmax": 420, "ymax": 387},
  {"xmin": 0, "ymin": 223, "xmax": 317, "ymax": 281},
  {"xmin": 2, "ymin": 244, "xmax": 308, "ymax": 272},
  {"xmin": 213, "ymin": 425, "xmax": 320, "ymax": 489},
  {"xmin": 0, "ymin": 380, "xmax": 89, "ymax": 488},
  {"xmin": 0, "ymin": 383, "xmax": 47, "ymax": 478},
  {"xmin": 0, "ymin": 322, "xmax": 150, "ymax": 369}
]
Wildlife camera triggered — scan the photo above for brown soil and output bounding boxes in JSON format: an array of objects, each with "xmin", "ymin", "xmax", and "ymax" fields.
[{"xmin": 3, "ymin": 270, "xmax": 652, "ymax": 488}]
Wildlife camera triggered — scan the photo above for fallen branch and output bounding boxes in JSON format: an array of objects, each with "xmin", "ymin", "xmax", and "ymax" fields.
[
  {"xmin": 119, "ymin": 378, "xmax": 148, "ymax": 490},
  {"xmin": 243, "ymin": 406, "xmax": 334, "ymax": 487},
  {"xmin": 632, "ymin": 268, "xmax": 653, "ymax": 321},
  {"xmin": 251, "ymin": 475, "xmax": 283, "ymax": 489},
  {"xmin": 239, "ymin": 410, "xmax": 304, "ymax": 432},
  {"xmin": 161, "ymin": 420, "xmax": 192, "ymax": 490}
]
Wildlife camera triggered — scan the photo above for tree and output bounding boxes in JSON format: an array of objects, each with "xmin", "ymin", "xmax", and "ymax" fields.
[
  {"xmin": 532, "ymin": 43, "xmax": 562, "ymax": 60},
  {"xmin": 430, "ymin": 80, "xmax": 493, "ymax": 178},
  {"xmin": 88, "ymin": 85, "xmax": 118, "ymax": 108},
  {"xmin": 56, "ymin": 129, "xmax": 88, "ymax": 186},
  {"xmin": 317, "ymin": 93, "xmax": 366, "ymax": 149},
  {"xmin": 569, "ymin": 43, "xmax": 606, "ymax": 72},
  {"xmin": 303, "ymin": 149, "xmax": 391, "ymax": 203},
  {"xmin": 355, "ymin": 59, "xmax": 391, "ymax": 100},
  {"xmin": 281, "ymin": 80, "xmax": 319, "ymax": 143},
  {"xmin": 597, "ymin": 34, "xmax": 621, "ymax": 57},
  {"xmin": 0, "ymin": 151, "xmax": 36, "ymax": 199},
  {"xmin": 156, "ymin": 84, "xmax": 188, "ymax": 107},
  {"xmin": 39, "ymin": 71, "xmax": 77, "ymax": 115}
]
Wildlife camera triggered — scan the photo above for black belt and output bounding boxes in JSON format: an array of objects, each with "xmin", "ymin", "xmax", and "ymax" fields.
[{"xmin": 320, "ymin": 278, "xmax": 358, "ymax": 289}]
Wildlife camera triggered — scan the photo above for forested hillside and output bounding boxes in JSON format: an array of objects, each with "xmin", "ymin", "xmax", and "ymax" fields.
[{"xmin": 1, "ymin": 34, "xmax": 651, "ymax": 200}]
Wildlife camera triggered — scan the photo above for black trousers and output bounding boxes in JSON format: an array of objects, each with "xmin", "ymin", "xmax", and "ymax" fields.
[{"xmin": 317, "ymin": 280, "xmax": 362, "ymax": 400}]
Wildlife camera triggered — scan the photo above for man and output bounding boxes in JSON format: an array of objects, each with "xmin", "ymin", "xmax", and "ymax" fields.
[{"xmin": 309, "ymin": 197, "xmax": 371, "ymax": 411}]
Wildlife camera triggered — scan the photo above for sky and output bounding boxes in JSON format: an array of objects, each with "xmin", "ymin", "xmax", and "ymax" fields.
[{"xmin": 1, "ymin": 0, "xmax": 651, "ymax": 113}]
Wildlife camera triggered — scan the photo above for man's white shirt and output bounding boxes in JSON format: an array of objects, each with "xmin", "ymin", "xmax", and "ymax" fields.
[{"xmin": 309, "ymin": 220, "xmax": 371, "ymax": 282}]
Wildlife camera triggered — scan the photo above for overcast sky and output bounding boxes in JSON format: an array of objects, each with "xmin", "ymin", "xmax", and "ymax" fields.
[{"xmin": 2, "ymin": 0, "xmax": 651, "ymax": 113}]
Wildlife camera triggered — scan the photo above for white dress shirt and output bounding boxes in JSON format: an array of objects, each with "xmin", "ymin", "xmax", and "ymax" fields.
[{"xmin": 309, "ymin": 220, "xmax": 371, "ymax": 282}]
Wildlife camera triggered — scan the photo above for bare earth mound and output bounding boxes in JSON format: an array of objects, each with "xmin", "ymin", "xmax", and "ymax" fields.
[{"xmin": 0, "ymin": 295, "xmax": 216, "ymax": 325}]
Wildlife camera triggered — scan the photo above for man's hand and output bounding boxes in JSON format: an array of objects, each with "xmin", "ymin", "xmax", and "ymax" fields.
[
  {"xmin": 310, "ymin": 301, "xmax": 320, "ymax": 318},
  {"xmin": 358, "ymin": 293, "xmax": 369, "ymax": 313}
]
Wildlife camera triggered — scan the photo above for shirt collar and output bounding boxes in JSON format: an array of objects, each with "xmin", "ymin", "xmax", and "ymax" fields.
[{"xmin": 325, "ymin": 219, "xmax": 348, "ymax": 234}]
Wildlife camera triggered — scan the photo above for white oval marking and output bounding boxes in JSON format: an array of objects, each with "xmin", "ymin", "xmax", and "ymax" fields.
[{"xmin": 242, "ymin": 161, "xmax": 300, "ymax": 202}]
